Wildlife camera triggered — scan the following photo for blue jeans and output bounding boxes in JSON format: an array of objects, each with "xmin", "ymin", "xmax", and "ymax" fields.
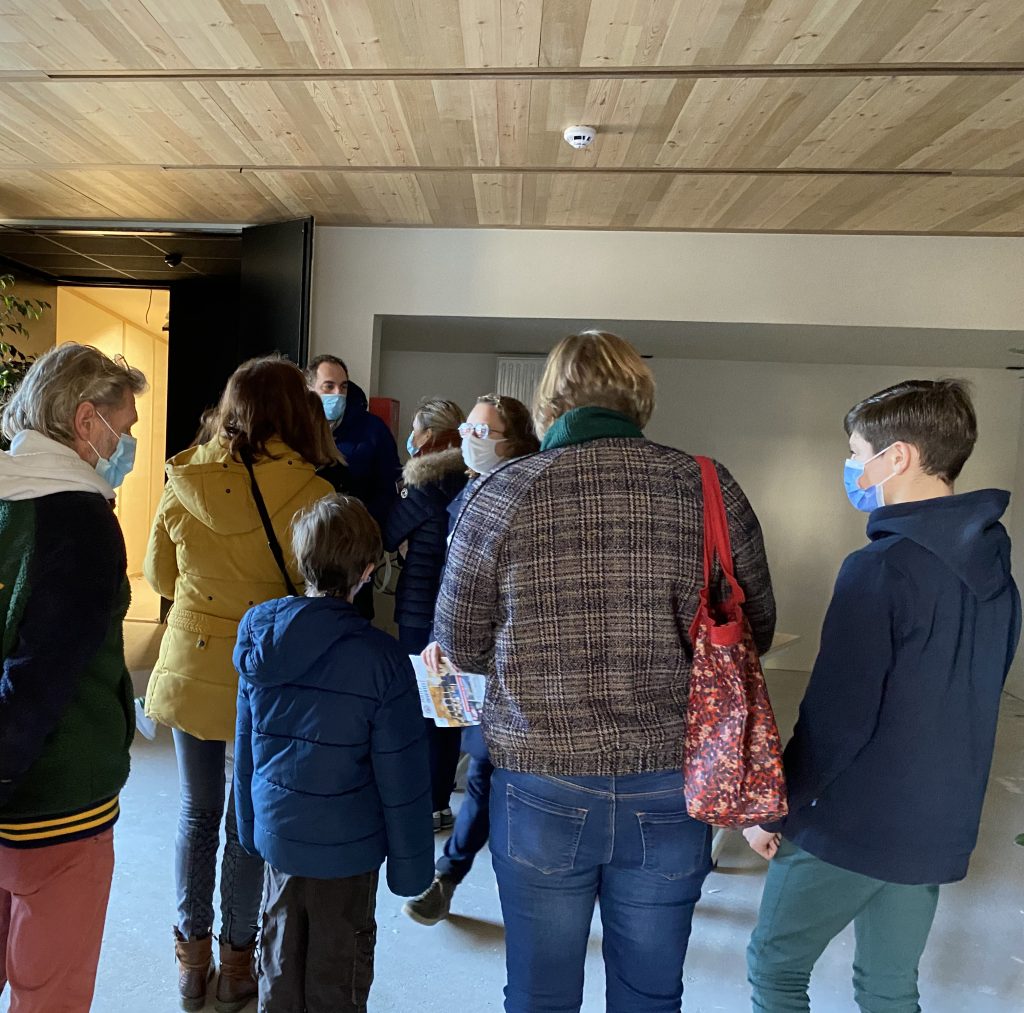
[
  {"xmin": 490, "ymin": 769, "xmax": 712, "ymax": 1013},
  {"xmin": 436, "ymin": 727, "xmax": 493, "ymax": 883},
  {"xmin": 173, "ymin": 729, "xmax": 264, "ymax": 945}
]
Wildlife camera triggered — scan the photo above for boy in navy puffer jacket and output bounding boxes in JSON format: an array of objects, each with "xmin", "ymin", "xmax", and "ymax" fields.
[{"xmin": 234, "ymin": 494, "xmax": 433, "ymax": 1013}]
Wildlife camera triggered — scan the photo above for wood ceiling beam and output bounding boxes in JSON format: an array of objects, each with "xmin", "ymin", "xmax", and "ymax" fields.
[
  {"xmin": 1, "ymin": 64, "xmax": 1021, "ymax": 84},
  {"xmin": 1, "ymin": 165, "xmax": 1020, "ymax": 179}
]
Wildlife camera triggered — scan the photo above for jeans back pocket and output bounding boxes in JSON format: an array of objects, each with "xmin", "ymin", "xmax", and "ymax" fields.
[
  {"xmin": 637, "ymin": 811, "xmax": 712, "ymax": 881},
  {"xmin": 506, "ymin": 784, "xmax": 588, "ymax": 875}
]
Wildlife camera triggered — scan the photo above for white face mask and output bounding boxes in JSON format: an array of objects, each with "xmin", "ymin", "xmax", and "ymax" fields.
[{"xmin": 461, "ymin": 433, "xmax": 505, "ymax": 475}]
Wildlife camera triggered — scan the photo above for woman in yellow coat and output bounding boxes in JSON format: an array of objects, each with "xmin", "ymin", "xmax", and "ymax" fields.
[{"xmin": 144, "ymin": 357, "xmax": 334, "ymax": 1012}]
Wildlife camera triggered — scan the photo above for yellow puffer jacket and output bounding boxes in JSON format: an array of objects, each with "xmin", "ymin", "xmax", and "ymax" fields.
[{"xmin": 143, "ymin": 438, "xmax": 333, "ymax": 741}]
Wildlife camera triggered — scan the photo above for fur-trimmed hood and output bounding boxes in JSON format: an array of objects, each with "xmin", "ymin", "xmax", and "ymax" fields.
[{"xmin": 401, "ymin": 446, "xmax": 466, "ymax": 489}]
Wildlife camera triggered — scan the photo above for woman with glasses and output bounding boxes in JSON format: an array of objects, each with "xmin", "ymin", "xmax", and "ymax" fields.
[
  {"xmin": 384, "ymin": 397, "xmax": 467, "ymax": 831},
  {"xmin": 404, "ymin": 394, "xmax": 539, "ymax": 926}
]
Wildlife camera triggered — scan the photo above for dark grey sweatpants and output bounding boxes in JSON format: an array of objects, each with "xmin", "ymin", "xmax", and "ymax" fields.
[{"xmin": 258, "ymin": 864, "xmax": 378, "ymax": 1013}]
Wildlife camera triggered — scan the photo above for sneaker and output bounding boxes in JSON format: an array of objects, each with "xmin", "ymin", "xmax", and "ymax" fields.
[
  {"xmin": 403, "ymin": 876, "xmax": 457, "ymax": 926},
  {"xmin": 134, "ymin": 697, "xmax": 157, "ymax": 741},
  {"xmin": 433, "ymin": 808, "xmax": 454, "ymax": 833}
]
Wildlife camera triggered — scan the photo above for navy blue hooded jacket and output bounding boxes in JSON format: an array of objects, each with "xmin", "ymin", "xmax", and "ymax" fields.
[
  {"xmin": 384, "ymin": 446, "xmax": 467, "ymax": 630},
  {"xmin": 774, "ymin": 490, "xmax": 1020, "ymax": 885},
  {"xmin": 233, "ymin": 595, "xmax": 433, "ymax": 895},
  {"xmin": 331, "ymin": 382, "xmax": 400, "ymax": 529}
]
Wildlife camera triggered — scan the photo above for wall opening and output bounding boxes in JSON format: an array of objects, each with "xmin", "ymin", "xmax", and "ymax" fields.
[{"xmin": 56, "ymin": 286, "xmax": 170, "ymax": 623}]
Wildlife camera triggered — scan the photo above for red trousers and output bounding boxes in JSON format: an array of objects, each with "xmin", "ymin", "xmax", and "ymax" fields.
[{"xmin": 0, "ymin": 829, "xmax": 114, "ymax": 1013}]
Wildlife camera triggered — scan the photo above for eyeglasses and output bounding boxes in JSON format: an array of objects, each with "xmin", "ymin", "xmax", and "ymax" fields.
[{"xmin": 459, "ymin": 421, "xmax": 505, "ymax": 440}]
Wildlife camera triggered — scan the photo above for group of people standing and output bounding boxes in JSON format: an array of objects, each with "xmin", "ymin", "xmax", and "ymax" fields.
[{"xmin": 0, "ymin": 329, "xmax": 1018, "ymax": 1013}]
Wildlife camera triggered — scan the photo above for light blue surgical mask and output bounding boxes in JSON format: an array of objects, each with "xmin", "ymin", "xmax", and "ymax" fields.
[
  {"xmin": 843, "ymin": 444, "xmax": 895, "ymax": 513},
  {"xmin": 89, "ymin": 414, "xmax": 137, "ymax": 489},
  {"xmin": 321, "ymin": 393, "xmax": 346, "ymax": 423},
  {"xmin": 406, "ymin": 432, "xmax": 418, "ymax": 457}
]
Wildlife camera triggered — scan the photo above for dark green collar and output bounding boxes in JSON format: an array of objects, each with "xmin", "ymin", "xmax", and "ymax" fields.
[{"xmin": 540, "ymin": 407, "xmax": 644, "ymax": 451}]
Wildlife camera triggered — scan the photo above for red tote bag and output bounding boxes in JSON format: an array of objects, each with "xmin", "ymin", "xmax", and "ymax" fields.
[{"xmin": 684, "ymin": 457, "xmax": 788, "ymax": 829}]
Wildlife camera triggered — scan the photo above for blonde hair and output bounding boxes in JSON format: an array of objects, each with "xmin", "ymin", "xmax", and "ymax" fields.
[
  {"xmin": 533, "ymin": 331, "xmax": 655, "ymax": 436},
  {"xmin": 413, "ymin": 397, "xmax": 464, "ymax": 454},
  {"xmin": 2, "ymin": 342, "xmax": 148, "ymax": 444}
]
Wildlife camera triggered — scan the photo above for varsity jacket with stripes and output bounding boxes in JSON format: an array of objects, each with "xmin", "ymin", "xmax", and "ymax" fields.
[{"xmin": 0, "ymin": 431, "xmax": 134, "ymax": 847}]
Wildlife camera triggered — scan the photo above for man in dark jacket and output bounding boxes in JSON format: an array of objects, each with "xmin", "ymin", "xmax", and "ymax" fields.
[
  {"xmin": 745, "ymin": 379, "xmax": 1021, "ymax": 1013},
  {"xmin": 307, "ymin": 354, "xmax": 399, "ymax": 530},
  {"xmin": 0, "ymin": 343, "xmax": 147, "ymax": 1013}
]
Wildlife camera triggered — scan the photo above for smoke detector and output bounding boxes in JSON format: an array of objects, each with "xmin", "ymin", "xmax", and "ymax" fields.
[{"xmin": 563, "ymin": 125, "xmax": 596, "ymax": 149}]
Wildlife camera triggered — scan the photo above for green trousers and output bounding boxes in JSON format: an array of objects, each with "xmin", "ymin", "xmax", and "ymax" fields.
[{"xmin": 747, "ymin": 839, "xmax": 940, "ymax": 1013}]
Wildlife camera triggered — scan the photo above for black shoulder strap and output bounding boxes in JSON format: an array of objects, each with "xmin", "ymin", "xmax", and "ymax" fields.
[{"xmin": 241, "ymin": 449, "xmax": 299, "ymax": 597}]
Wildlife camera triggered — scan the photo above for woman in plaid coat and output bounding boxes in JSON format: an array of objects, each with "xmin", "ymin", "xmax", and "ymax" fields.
[{"xmin": 434, "ymin": 330, "xmax": 775, "ymax": 1013}]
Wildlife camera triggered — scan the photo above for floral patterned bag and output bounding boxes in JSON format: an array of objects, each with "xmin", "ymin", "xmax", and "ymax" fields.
[{"xmin": 684, "ymin": 457, "xmax": 788, "ymax": 828}]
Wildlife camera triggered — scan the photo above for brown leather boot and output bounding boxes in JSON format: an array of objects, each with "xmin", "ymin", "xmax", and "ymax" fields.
[
  {"xmin": 215, "ymin": 937, "xmax": 258, "ymax": 1013},
  {"xmin": 173, "ymin": 928, "xmax": 215, "ymax": 1012}
]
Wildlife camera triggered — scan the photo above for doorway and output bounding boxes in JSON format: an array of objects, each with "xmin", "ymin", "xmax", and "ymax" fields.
[{"xmin": 56, "ymin": 286, "xmax": 170, "ymax": 623}]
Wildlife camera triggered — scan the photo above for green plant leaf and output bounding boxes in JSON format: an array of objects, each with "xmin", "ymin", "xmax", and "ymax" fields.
[{"xmin": 1016, "ymin": 833, "xmax": 1024, "ymax": 847}]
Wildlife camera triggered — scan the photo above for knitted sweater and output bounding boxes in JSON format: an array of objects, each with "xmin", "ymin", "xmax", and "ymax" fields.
[{"xmin": 433, "ymin": 439, "xmax": 775, "ymax": 776}]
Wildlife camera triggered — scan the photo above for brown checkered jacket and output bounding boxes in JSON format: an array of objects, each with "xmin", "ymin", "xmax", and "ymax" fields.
[{"xmin": 433, "ymin": 439, "xmax": 775, "ymax": 776}]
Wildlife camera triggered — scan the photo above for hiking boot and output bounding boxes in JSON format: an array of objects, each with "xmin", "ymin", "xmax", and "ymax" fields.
[
  {"xmin": 433, "ymin": 808, "xmax": 454, "ymax": 832},
  {"xmin": 403, "ymin": 875, "xmax": 458, "ymax": 926},
  {"xmin": 173, "ymin": 928, "xmax": 214, "ymax": 1012},
  {"xmin": 215, "ymin": 938, "xmax": 258, "ymax": 1013}
]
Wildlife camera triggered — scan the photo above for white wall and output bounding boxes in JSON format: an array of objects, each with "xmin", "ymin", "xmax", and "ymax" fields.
[
  {"xmin": 319, "ymin": 227, "xmax": 1023, "ymax": 680},
  {"xmin": 312, "ymin": 228, "xmax": 1024, "ymax": 393},
  {"xmin": 379, "ymin": 351, "xmax": 499, "ymax": 451},
  {"xmin": 646, "ymin": 360, "xmax": 1021, "ymax": 672},
  {"xmin": 379, "ymin": 347, "xmax": 1022, "ymax": 673}
]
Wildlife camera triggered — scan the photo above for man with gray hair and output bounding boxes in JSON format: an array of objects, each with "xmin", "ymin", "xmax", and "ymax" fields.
[{"xmin": 0, "ymin": 342, "xmax": 147, "ymax": 1013}]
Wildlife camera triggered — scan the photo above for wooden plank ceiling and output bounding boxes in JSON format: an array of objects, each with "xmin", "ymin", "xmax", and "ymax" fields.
[{"xmin": 0, "ymin": 1, "xmax": 1022, "ymax": 234}]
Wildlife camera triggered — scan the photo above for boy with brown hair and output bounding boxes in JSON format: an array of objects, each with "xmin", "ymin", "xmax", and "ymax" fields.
[
  {"xmin": 233, "ymin": 494, "xmax": 433, "ymax": 1013},
  {"xmin": 745, "ymin": 380, "xmax": 1020, "ymax": 1012}
]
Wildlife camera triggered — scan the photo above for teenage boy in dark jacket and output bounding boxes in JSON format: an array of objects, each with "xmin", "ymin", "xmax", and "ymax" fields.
[
  {"xmin": 234, "ymin": 494, "xmax": 433, "ymax": 1013},
  {"xmin": 745, "ymin": 379, "xmax": 1020, "ymax": 1013}
]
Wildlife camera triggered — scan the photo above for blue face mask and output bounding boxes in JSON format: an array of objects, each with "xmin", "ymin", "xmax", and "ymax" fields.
[
  {"xmin": 406, "ymin": 432, "xmax": 418, "ymax": 457},
  {"xmin": 321, "ymin": 393, "xmax": 345, "ymax": 423},
  {"xmin": 843, "ymin": 445, "xmax": 895, "ymax": 513},
  {"xmin": 89, "ymin": 414, "xmax": 137, "ymax": 490}
]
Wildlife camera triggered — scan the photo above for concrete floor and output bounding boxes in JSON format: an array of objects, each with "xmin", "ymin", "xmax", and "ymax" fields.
[{"xmin": 2, "ymin": 670, "xmax": 1022, "ymax": 1012}]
